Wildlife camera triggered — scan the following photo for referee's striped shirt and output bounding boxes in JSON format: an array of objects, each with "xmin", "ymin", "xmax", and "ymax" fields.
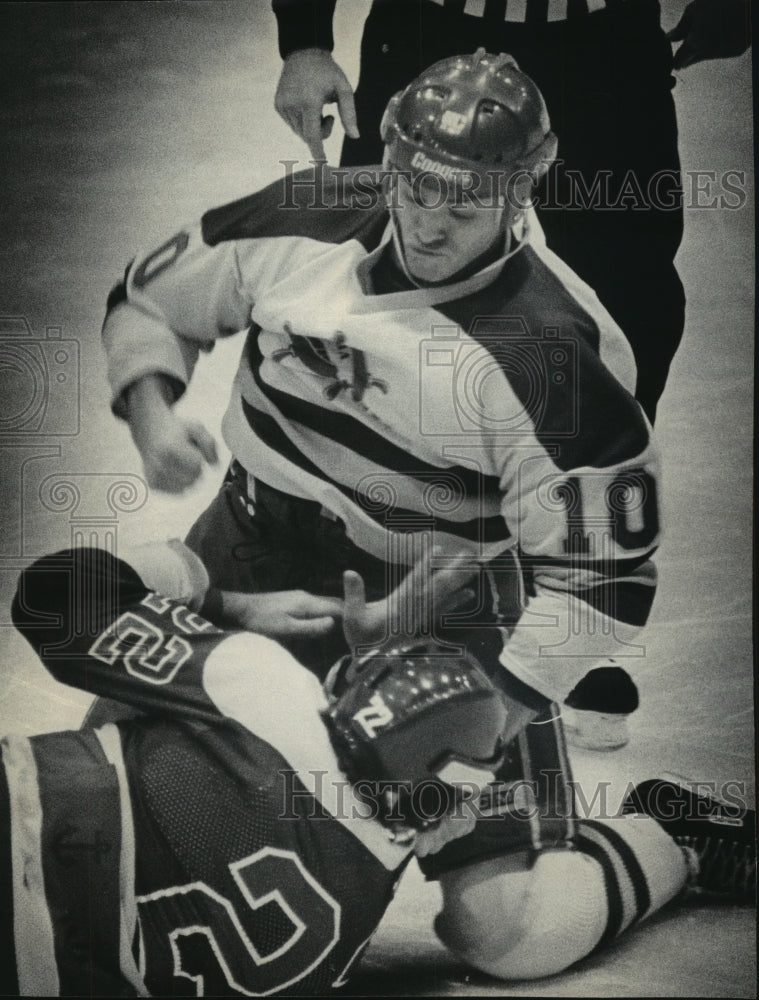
[
  {"xmin": 426, "ymin": 0, "xmax": 624, "ymax": 22},
  {"xmin": 274, "ymin": 0, "xmax": 629, "ymax": 60}
]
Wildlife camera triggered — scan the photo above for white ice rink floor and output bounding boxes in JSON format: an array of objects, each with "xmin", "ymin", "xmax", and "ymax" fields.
[{"xmin": 0, "ymin": 2, "xmax": 754, "ymax": 996}]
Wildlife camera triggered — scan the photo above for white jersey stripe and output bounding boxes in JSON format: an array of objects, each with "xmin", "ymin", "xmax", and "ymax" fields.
[
  {"xmin": 237, "ymin": 361, "xmax": 504, "ymax": 522},
  {"xmin": 95, "ymin": 725, "xmax": 149, "ymax": 997},
  {"xmin": 1, "ymin": 735, "xmax": 60, "ymax": 997},
  {"xmin": 224, "ymin": 386, "xmax": 512, "ymax": 560}
]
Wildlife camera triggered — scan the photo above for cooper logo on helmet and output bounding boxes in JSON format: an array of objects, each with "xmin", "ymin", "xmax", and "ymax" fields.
[{"xmin": 410, "ymin": 151, "xmax": 468, "ymax": 181}]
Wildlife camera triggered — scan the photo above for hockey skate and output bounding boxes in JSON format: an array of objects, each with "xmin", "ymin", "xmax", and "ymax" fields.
[
  {"xmin": 622, "ymin": 775, "xmax": 757, "ymax": 900},
  {"xmin": 562, "ymin": 663, "xmax": 639, "ymax": 751}
]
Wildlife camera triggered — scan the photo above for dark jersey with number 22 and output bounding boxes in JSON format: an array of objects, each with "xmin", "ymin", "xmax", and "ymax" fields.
[{"xmin": 8, "ymin": 546, "xmax": 411, "ymax": 996}]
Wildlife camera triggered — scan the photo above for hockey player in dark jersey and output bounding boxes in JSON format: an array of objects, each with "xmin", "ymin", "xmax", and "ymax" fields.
[
  {"xmin": 102, "ymin": 51, "xmax": 658, "ymax": 752},
  {"xmin": 6, "ymin": 540, "xmax": 509, "ymax": 996},
  {"xmin": 7, "ymin": 542, "xmax": 755, "ymax": 995}
]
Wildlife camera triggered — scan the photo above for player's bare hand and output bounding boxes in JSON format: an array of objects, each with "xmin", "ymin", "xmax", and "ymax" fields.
[
  {"xmin": 275, "ymin": 48, "xmax": 359, "ymax": 161},
  {"xmin": 667, "ymin": 0, "xmax": 750, "ymax": 70},
  {"xmin": 125, "ymin": 374, "xmax": 218, "ymax": 492},
  {"xmin": 132, "ymin": 413, "xmax": 218, "ymax": 493},
  {"xmin": 342, "ymin": 549, "xmax": 475, "ymax": 652},
  {"xmin": 220, "ymin": 590, "xmax": 343, "ymax": 639}
]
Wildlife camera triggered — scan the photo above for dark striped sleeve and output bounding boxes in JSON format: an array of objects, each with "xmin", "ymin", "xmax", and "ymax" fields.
[{"xmin": 12, "ymin": 548, "xmax": 227, "ymax": 722}]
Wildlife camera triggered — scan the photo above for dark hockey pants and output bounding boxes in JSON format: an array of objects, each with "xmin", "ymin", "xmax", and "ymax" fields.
[{"xmin": 184, "ymin": 463, "xmax": 523, "ymax": 681}]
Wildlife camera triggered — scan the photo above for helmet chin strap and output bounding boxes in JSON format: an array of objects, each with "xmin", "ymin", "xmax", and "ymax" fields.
[
  {"xmin": 380, "ymin": 150, "xmax": 424, "ymax": 287},
  {"xmin": 387, "ymin": 211, "xmax": 424, "ymax": 288}
]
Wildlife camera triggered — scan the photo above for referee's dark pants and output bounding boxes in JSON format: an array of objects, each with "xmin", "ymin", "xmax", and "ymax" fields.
[{"xmin": 341, "ymin": 0, "xmax": 685, "ymax": 423}]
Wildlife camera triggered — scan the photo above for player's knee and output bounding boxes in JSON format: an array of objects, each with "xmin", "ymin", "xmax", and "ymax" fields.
[{"xmin": 435, "ymin": 849, "xmax": 608, "ymax": 981}]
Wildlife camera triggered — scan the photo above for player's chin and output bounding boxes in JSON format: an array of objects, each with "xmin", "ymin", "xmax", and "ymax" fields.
[{"xmin": 405, "ymin": 252, "xmax": 456, "ymax": 285}]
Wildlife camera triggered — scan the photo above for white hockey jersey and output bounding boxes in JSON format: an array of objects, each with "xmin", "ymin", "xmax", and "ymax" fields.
[{"xmin": 102, "ymin": 167, "xmax": 660, "ymax": 700}]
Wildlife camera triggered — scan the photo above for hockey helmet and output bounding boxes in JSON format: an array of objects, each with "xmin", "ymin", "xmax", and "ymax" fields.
[
  {"xmin": 381, "ymin": 48, "xmax": 557, "ymax": 190},
  {"xmin": 322, "ymin": 642, "xmax": 508, "ymax": 830}
]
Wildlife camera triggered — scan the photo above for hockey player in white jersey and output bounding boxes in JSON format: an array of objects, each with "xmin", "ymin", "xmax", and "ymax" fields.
[{"xmin": 102, "ymin": 50, "xmax": 654, "ymax": 749}]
